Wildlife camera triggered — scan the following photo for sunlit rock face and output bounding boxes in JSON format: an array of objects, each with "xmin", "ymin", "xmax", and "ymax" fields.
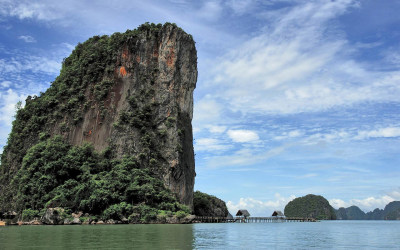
[{"xmin": 0, "ymin": 23, "xmax": 197, "ymax": 210}]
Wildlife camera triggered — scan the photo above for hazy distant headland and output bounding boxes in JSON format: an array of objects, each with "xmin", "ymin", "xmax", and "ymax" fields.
[{"xmin": 335, "ymin": 201, "xmax": 400, "ymax": 220}]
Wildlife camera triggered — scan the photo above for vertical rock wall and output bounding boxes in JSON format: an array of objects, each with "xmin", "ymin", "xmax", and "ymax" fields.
[
  {"xmin": 70, "ymin": 24, "xmax": 197, "ymax": 208},
  {"xmin": 0, "ymin": 23, "xmax": 197, "ymax": 210}
]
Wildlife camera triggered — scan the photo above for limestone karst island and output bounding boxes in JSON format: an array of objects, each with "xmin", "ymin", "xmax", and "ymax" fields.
[{"xmin": 0, "ymin": 23, "xmax": 213, "ymax": 225}]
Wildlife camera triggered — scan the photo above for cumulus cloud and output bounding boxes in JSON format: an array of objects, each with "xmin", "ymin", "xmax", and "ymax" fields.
[
  {"xmin": 227, "ymin": 129, "xmax": 259, "ymax": 143},
  {"xmin": 227, "ymin": 193, "xmax": 296, "ymax": 216},
  {"xmin": 329, "ymin": 195, "xmax": 395, "ymax": 212}
]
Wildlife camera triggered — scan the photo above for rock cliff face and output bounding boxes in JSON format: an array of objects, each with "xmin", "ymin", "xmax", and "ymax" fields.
[
  {"xmin": 0, "ymin": 23, "xmax": 197, "ymax": 210},
  {"xmin": 77, "ymin": 23, "xmax": 197, "ymax": 207}
]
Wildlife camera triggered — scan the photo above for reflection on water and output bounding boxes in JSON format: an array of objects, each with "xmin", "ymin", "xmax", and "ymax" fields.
[
  {"xmin": 1, "ymin": 221, "xmax": 400, "ymax": 249},
  {"xmin": 0, "ymin": 224, "xmax": 194, "ymax": 249}
]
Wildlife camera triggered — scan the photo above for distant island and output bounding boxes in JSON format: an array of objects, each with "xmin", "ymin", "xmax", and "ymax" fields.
[
  {"xmin": 284, "ymin": 194, "xmax": 336, "ymax": 220},
  {"xmin": 335, "ymin": 201, "xmax": 400, "ymax": 220},
  {"xmin": 283, "ymin": 194, "xmax": 400, "ymax": 221}
]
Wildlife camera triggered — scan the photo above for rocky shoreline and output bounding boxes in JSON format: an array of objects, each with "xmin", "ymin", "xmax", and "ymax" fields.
[{"xmin": 1, "ymin": 207, "xmax": 196, "ymax": 226}]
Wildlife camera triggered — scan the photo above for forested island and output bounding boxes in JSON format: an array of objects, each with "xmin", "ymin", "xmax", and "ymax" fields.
[
  {"xmin": 335, "ymin": 201, "xmax": 400, "ymax": 220},
  {"xmin": 0, "ymin": 22, "xmax": 202, "ymax": 225},
  {"xmin": 284, "ymin": 194, "xmax": 337, "ymax": 220},
  {"xmin": 284, "ymin": 194, "xmax": 400, "ymax": 221}
]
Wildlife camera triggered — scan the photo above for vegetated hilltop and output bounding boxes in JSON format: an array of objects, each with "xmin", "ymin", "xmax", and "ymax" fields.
[
  {"xmin": 336, "ymin": 201, "xmax": 400, "ymax": 220},
  {"xmin": 381, "ymin": 201, "xmax": 400, "ymax": 220},
  {"xmin": 193, "ymin": 191, "xmax": 229, "ymax": 217},
  {"xmin": 335, "ymin": 206, "xmax": 366, "ymax": 220},
  {"xmin": 0, "ymin": 22, "xmax": 197, "ymax": 224},
  {"xmin": 385, "ymin": 208, "xmax": 400, "ymax": 220},
  {"xmin": 284, "ymin": 194, "xmax": 336, "ymax": 220}
]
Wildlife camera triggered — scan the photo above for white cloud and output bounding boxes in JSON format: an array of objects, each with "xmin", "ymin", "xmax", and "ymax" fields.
[
  {"xmin": 329, "ymin": 198, "xmax": 349, "ymax": 209},
  {"xmin": 207, "ymin": 125, "xmax": 227, "ymax": 133},
  {"xmin": 274, "ymin": 129, "xmax": 304, "ymax": 140},
  {"xmin": 227, "ymin": 129, "xmax": 259, "ymax": 143},
  {"xmin": 227, "ymin": 193, "xmax": 296, "ymax": 216},
  {"xmin": 0, "ymin": 88, "xmax": 27, "ymax": 126},
  {"xmin": 0, "ymin": 56, "xmax": 61, "ymax": 76},
  {"xmin": 18, "ymin": 35, "xmax": 36, "ymax": 43},
  {"xmin": 6, "ymin": 2, "xmax": 62, "ymax": 21},
  {"xmin": 329, "ymin": 195, "xmax": 395, "ymax": 212},
  {"xmin": 0, "ymin": 81, "xmax": 11, "ymax": 88},
  {"xmin": 356, "ymin": 127, "xmax": 400, "ymax": 140},
  {"xmin": 193, "ymin": 96, "xmax": 222, "ymax": 126},
  {"xmin": 207, "ymin": 146, "xmax": 286, "ymax": 168},
  {"xmin": 200, "ymin": 124, "xmax": 400, "ymax": 169},
  {"xmin": 278, "ymin": 126, "xmax": 400, "ymax": 145},
  {"xmin": 210, "ymin": 0, "xmax": 400, "ymax": 115},
  {"xmin": 195, "ymin": 138, "xmax": 231, "ymax": 152},
  {"xmin": 387, "ymin": 188, "xmax": 400, "ymax": 200},
  {"xmin": 383, "ymin": 50, "xmax": 400, "ymax": 67}
]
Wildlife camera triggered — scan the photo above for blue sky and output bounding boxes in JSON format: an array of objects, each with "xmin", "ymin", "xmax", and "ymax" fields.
[{"xmin": 1, "ymin": 0, "xmax": 400, "ymax": 216}]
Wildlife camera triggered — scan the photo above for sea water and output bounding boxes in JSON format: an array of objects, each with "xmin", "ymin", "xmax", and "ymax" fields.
[{"xmin": 1, "ymin": 221, "xmax": 399, "ymax": 249}]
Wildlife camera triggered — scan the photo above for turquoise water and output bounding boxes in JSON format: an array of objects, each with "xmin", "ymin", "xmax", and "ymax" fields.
[{"xmin": 1, "ymin": 221, "xmax": 399, "ymax": 249}]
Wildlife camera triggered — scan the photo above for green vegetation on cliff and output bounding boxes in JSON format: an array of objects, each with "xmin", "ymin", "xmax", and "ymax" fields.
[
  {"xmin": 284, "ymin": 194, "xmax": 336, "ymax": 220},
  {"xmin": 0, "ymin": 22, "xmax": 194, "ymax": 222},
  {"xmin": 193, "ymin": 191, "xmax": 228, "ymax": 217},
  {"xmin": 11, "ymin": 136, "xmax": 189, "ymax": 222}
]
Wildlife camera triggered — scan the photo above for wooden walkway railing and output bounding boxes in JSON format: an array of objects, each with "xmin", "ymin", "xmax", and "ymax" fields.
[{"xmin": 194, "ymin": 216, "xmax": 317, "ymax": 223}]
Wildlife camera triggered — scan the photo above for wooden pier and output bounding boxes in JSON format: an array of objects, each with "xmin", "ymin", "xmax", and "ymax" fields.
[{"xmin": 194, "ymin": 216, "xmax": 317, "ymax": 223}]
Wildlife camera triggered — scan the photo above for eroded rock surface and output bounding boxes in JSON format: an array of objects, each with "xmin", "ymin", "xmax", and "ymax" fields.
[{"xmin": 0, "ymin": 23, "xmax": 197, "ymax": 210}]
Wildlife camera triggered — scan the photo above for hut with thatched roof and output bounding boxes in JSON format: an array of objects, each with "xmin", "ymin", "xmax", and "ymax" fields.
[
  {"xmin": 272, "ymin": 211, "xmax": 284, "ymax": 217},
  {"xmin": 236, "ymin": 209, "xmax": 250, "ymax": 218}
]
